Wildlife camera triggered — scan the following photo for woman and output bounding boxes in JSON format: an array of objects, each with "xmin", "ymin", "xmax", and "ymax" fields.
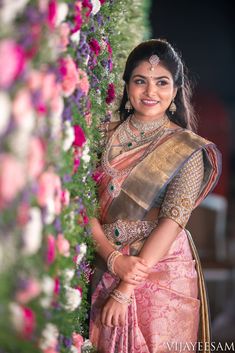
[{"xmin": 89, "ymin": 39, "xmax": 222, "ymax": 353}]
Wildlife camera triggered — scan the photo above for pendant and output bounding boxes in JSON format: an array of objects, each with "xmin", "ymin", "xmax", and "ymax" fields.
[{"xmin": 108, "ymin": 179, "xmax": 121, "ymax": 198}]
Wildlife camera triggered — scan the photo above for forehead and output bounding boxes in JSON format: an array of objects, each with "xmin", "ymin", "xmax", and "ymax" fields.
[{"xmin": 131, "ymin": 61, "xmax": 173, "ymax": 78}]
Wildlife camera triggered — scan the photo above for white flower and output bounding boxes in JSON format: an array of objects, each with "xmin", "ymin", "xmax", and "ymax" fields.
[
  {"xmin": 44, "ymin": 197, "xmax": 56, "ymax": 224},
  {"xmin": 0, "ymin": 92, "xmax": 11, "ymax": 135},
  {"xmin": 50, "ymin": 97, "xmax": 64, "ymax": 138},
  {"xmin": 63, "ymin": 120, "xmax": 75, "ymax": 151},
  {"xmin": 81, "ymin": 143, "xmax": 91, "ymax": 165},
  {"xmin": 22, "ymin": 207, "xmax": 43, "ymax": 255},
  {"xmin": 62, "ymin": 269, "xmax": 75, "ymax": 285},
  {"xmin": 9, "ymin": 302, "xmax": 24, "ymax": 333},
  {"xmin": 39, "ymin": 323, "xmax": 59, "ymax": 350},
  {"xmin": 75, "ymin": 243, "xmax": 87, "ymax": 265},
  {"xmin": 41, "ymin": 276, "xmax": 55, "ymax": 296},
  {"xmin": 70, "ymin": 346, "xmax": 78, "ymax": 353},
  {"xmin": 82, "ymin": 339, "xmax": 93, "ymax": 351},
  {"xmin": 0, "ymin": 0, "xmax": 29, "ymax": 24},
  {"xmin": 80, "ymin": 243, "xmax": 87, "ymax": 255},
  {"xmin": 91, "ymin": 0, "xmax": 101, "ymax": 15},
  {"xmin": 56, "ymin": 2, "xmax": 69, "ymax": 26},
  {"xmin": 70, "ymin": 30, "xmax": 81, "ymax": 44},
  {"xmin": 64, "ymin": 286, "xmax": 82, "ymax": 312}
]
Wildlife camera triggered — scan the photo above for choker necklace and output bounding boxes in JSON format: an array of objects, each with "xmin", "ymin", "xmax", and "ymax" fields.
[{"xmin": 130, "ymin": 114, "xmax": 167, "ymax": 133}]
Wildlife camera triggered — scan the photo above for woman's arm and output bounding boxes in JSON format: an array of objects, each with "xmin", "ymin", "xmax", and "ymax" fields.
[{"xmin": 90, "ymin": 217, "xmax": 150, "ymax": 285}]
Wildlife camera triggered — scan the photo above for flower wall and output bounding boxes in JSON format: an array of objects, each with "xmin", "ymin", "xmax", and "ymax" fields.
[{"xmin": 0, "ymin": 0, "xmax": 150, "ymax": 352}]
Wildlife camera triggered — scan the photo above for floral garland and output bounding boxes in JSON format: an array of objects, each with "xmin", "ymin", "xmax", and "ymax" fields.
[{"xmin": 0, "ymin": 0, "xmax": 150, "ymax": 352}]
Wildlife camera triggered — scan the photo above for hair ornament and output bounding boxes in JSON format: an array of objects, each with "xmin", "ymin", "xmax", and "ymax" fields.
[{"xmin": 148, "ymin": 54, "xmax": 160, "ymax": 71}]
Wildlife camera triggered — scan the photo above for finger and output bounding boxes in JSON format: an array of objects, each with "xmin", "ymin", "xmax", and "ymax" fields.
[
  {"xmin": 119, "ymin": 312, "xmax": 126, "ymax": 327},
  {"xmin": 105, "ymin": 312, "xmax": 113, "ymax": 327},
  {"xmin": 101, "ymin": 308, "xmax": 107, "ymax": 326},
  {"xmin": 112, "ymin": 314, "xmax": 120, "ymax": 327}
]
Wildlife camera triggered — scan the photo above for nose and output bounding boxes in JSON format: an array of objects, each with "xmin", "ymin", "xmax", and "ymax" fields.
[{"xmin": 145, "ymin": 81, "xmax": 157, "ymax": 97}]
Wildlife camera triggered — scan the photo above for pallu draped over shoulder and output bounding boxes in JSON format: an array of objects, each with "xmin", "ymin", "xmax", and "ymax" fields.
[{"xmin": 89, "ymin": 124, "xmax": 222, "ymax": 353}]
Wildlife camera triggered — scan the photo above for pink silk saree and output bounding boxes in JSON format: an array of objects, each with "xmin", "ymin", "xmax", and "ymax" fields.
[{"xmin": 89, "ymin": 128, "xmax": 222, "ymax": 353}]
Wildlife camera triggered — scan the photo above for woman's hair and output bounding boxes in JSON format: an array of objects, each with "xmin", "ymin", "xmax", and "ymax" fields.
[{"xmin": 118, "ymin": 39, "xmax": 197, "ymax": 131}]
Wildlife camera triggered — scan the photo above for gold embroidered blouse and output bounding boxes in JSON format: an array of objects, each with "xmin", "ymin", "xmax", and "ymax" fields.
[{"xmin": 158, "ymin": 149, "xmax": 204, "ymax": 228}]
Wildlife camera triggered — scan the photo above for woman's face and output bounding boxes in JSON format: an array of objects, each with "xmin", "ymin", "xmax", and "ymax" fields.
[{"xmin": 127, "ymin": 60, "xmax": 177, "ymax": 121}]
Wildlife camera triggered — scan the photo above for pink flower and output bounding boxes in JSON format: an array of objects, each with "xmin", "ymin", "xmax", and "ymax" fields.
[
  {"xmin": 59, "ymin": 22, "xmax": 70, "ymax": 51},
  {"xmin": 37, "ymin": 171, "xmax": 62, "ymax": 215},
  {"xmin": 47, "ymin": 0, "xmax": 58, "ymax": 29},
  {"xmin": 22, "ymin": 306, "xmax": 36, "ymax": 339},
  {"xmin": 41, "ymin": 72, "xmax": 58, "ymax": 102},
  {"xmin": 17, "ymin": 202, "xmax": 30, "ymax": 226},
  {"xmin": 60, "ymin": 56, "xmax": 78, "ymax": 97},
  {"xmin": 47, "ymin": 234, "xmax": 56, "ymax": 265},
  {"xmin": 41, "ymin": 345, "xmax": 57, "ymax": 352},
  {"xmin": 61, "ymin": 189, "xmax": 70, "ymax": 206},
  {"xmin": 16, "ymin": 279, "xmax": 41, "ymax": 304},
  {"xmin": 100, "ymin": 0, "xmax": 106, "ymax": 3},
  {"xmin": 72, "ymin": 332, "xmax": 84, "ymax": 352},
  {"xmin": 27, "ymin": 69, "xmax": 43, "ymax": 91},
  {"xmin": 12, "ymin": 88, "xmax": 33, "ymax": 124},
  {"xmin": 54, "ymin": 277, "xmax": 60, "ymax": 295},
  {"xmin": 73, "ymin": 125, "xmax": 86, "ymax": 147},
  {"xmin": 72, "ymin": 2, "xmax": 83, "ymax": 34},
  {"xmin": 0, "ymin": 154, "xmax": 25, "ymax": 208},
  {"xmin": 27, "ymin": 137, "xmax": 45, "ymax": 179},
  {"xmin": 106, "ymin": 41, "xmax": 112, "ymax": 56},
  {"xmin": 77, "ymin": 68, "xmax": 89, "ymax": 95},
  {"xmin": 82, "ymin": 0, "xmax": 92, "ymax": 17},
  {"xmin": 89, "ymin": 38, "xmax": 101, "ymax": 56},
  {"xmin": 73, "ymin": 147, "xmax": 81, "ymax": 173},
  {"xmin": 56, "ymin": 233, "xmax": 70, "ymax": 257},
  {"xmin": 0, "ymin": 40, "xmax": 25, "ymax": 88},
  {"xmin": 105, "ymin": 83, "xmax": 115, "ymax": 104}
]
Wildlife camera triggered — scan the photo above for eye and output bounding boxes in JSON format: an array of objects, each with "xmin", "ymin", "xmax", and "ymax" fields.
[
  {"xmin": 134, "ymin": 79, "xmax": 145, "ymax": 84},
  {"xmin": 157, "ymin": 80, "xmax": 169, "ymax": 86}
]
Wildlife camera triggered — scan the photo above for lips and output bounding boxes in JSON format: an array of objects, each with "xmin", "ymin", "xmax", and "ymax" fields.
[{"xmin": 141, "ymin": 99, "xmax": 159, "ymax": 106}]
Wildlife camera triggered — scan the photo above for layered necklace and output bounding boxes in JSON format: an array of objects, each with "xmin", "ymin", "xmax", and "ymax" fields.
[
  {"xmin": 101, "ymin": 114, "xmax": 170, "ymax": 179},
  {"xmin": 118, "ymin": 114, "xmax": 170, "ymax": 151},
  {"xmin": 101, "ymin": 114, "xmax": 171, "ymax": 197}
]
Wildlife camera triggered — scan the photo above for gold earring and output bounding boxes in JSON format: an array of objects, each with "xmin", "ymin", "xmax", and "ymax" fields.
[
  {"xmin": 125, "ymin": 100, "xmax": 132, "ymax": 112},
  {"xmin": 169, "ymin": 99, "xmax": 176, "ymax": 115}
]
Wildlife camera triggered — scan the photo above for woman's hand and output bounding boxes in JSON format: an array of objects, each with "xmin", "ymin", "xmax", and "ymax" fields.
[
  {"xmin": 113, "ymin": 255, "xmax": 150, "ymax": 285},
  {"xmin": 101, "ymin": 296, "xmax": 128, "ymax": 327}
]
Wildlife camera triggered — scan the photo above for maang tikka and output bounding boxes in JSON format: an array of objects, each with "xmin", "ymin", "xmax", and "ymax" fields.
[{"xmin": 149, "ymin": 54, "xmax": 160, "ymax": 71}]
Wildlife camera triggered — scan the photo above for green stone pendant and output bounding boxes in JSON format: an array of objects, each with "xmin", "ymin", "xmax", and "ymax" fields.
[{"xmin": 114, "ymin": 228, "xmax": 120, "ymax": 237}]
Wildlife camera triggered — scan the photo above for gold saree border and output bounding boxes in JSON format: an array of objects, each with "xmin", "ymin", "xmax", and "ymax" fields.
[
  {"xmin": 121, "ymin": 129, "xmax": 212, "ymax": 209},
  {"xmin": 185, "ymin": 229, "xmax": 211, "ymax": 353}
]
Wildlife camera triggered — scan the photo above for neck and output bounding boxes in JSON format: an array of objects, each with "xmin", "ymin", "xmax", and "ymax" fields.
[{"xmin": 133, "ymin": 112, "xmax": 165, "ymax": 122}]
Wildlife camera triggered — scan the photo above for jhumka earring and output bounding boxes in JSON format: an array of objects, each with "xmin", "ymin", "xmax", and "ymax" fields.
[
  {"xmin": 125, "ymin": 99, "xmax": 132, "ymax": 113},
  {"xmin": 169, "ymin": 99, "xmax": 177, "ymax": 115},
  {"xmin": 148, "ymin": 54, "xmax": 160, "ymax": 71}
]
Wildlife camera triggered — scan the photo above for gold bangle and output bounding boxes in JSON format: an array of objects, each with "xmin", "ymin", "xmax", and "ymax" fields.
[
  {"xmin": 107, "ymin": 250, "xmax": 122, "ymax": 275},
  {"xmin": 110, "ymin": 289, "xmax": 132, "ymax": 305}
]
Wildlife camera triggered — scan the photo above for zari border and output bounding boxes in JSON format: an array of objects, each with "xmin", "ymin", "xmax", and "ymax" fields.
[{"xmin": 185, "ymin": 229, "xmax": 211, "ymax": 353}]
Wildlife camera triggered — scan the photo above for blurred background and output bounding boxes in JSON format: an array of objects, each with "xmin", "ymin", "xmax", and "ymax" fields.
[{"xmin": 149, "ymin": 0, "xmax": 235, "ymax": 344}]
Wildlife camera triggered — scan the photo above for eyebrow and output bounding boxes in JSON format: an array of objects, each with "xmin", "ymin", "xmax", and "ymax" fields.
[{"xmin": 132, "ymin": 74, "xmax": 170, "ymax": 80}]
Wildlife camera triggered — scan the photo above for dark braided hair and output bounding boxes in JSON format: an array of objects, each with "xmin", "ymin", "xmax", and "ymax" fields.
[{"xmin": 118, "ymin": 39, "xmax": 197, "ymax": 131}]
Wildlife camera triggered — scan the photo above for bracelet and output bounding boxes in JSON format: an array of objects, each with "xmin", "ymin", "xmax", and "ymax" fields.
[
  {"xmin": 107, "ymin": 250, "xmax": 122, "ymax": 275},
  {"xmin": 110, "ymin": 289, "xmax": 132, "ymax": 305}
]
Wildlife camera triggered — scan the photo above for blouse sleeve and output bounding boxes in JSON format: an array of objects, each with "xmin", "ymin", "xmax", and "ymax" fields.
[{"xmin": 158, "ymin": 149, "xmax": 204, "ymax": 228}]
